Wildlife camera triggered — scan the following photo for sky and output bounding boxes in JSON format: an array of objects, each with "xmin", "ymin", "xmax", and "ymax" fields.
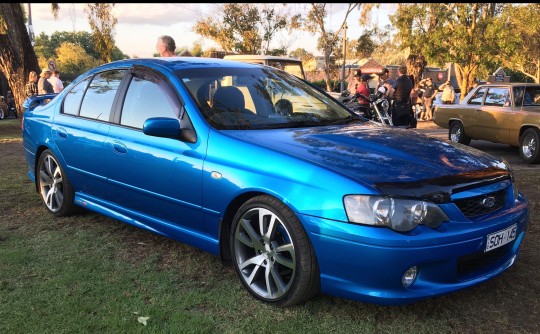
[{"xmin": 27, "ymin": 3, "xmax": 394, "ymax": 58}]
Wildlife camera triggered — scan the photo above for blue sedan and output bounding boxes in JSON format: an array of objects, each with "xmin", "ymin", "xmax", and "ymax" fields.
[{"xmin": 22, "ymin": 57, "xmax": 529, "ymax": 306}]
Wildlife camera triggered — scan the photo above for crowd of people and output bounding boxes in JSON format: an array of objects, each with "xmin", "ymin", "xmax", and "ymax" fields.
[{"xmin": 348, "ymin": 64, "xmax": 458, "ymax": 127}]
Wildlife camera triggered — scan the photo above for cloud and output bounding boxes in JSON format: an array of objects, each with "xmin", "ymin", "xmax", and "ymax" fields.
[{"xmin": 30, "ymin": 3, "xmax": 206, "ymax": 27}]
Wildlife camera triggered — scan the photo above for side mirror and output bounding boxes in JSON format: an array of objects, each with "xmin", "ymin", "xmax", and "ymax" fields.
[{"xmin": 143, "ymin": 117, "xmax": 197, "ymax": 143}]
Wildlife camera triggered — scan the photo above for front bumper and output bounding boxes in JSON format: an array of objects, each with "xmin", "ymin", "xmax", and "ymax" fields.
[{"xmin": 300, "ymin": 194, "xmax": 529, "ymax": 305}]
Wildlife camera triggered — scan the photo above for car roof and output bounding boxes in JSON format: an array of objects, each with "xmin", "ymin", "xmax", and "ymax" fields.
[
  {"xmin": 100, "ymin": 57, "xmax": 265, "ymax": 72},
  {"xmin": 477, "ymin": 82, "xmax": 540, "ymax": 88}
]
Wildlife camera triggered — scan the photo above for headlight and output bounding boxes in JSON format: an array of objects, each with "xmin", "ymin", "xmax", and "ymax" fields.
[
  {"xmin": 501, "ymin": 158, "xmax": 519, "ymax": 202},
  {"xmin": 344, "ymin": 195, "xmax": 449, "ymax": 232}
]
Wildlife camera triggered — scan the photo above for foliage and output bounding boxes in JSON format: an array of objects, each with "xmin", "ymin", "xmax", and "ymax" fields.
[
  {"xmin": 490, "ymin": 4, "xmax": 540, "ymax": 83},
  {"xmin": 289, "ymin": 48, "xmax": 315, "ymax": 62},
  {"xmin": 389, "ymin": 3, "xmax": 503, "ymax": 100},
  {"xmin": 85, "ymin": 3, "xmax": 118, "ymax": 63},
  {"xmin": 194, "ymin": 4, "xmax": 260, "ymax": 54},
  {"xmin": 51, "ymin": 42, "xmax": 100, "ymax": 82},
  {"xmin": 303, "ymin": 3, "xmax": 360, "ymax": 92},
  {"xmin": 190, "ymin": 42, "xmax": 203, "ymax": 57},
  {"xmin": 34, "ymin": 31, "xmax": 100, "ymax": 61},
  {"xmin": 194, "ymin": 4, "xmax": 301, "ymax": 55},
  {"xmin": 34, "ymin": 31, "xmax": 127, "ymax": 81}
]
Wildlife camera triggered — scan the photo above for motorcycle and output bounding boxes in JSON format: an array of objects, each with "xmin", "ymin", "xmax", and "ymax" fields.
[{"xmin": 340, "ymin": 87, "xmax": 393, "ymax": 126}]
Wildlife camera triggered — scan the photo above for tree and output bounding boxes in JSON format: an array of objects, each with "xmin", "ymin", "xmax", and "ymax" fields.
[
  {"xmin": 35, "ymin": 31, "xmax": 101, "ymax": 61},
  {"xmin": 34, "ymin": 30, "xmax": 127, "ymax": 81},
  {"xmin": 194, "ymin": 4, "xmax": 301, "ymax": 55},
  {"xmin": 492, "ymin": 4, "xmax": 540, "ymax": 83},
  {"xmin": 85, "ymin": 3, "xmax": 117, "ymax": 63},
  {"xmin": 0, "ymin": 4, "xmax": 40, "ymax": 113},
  {"xmin": 54, "ymin": 42, "xmax": 100, "ymax": 82},
  {"xmin": 194, "ymin": 3, "xmax": 261, "ymax": 54},
  {"xmin": 303, "ymin": 3, "xmax": 360, "ymax": 92},
  {"xmin": 390, "ymin": 3, "xmax": 502, "ymax": 99},
  {"xmin": 260, "ymin": 4, "xmax": 302, "ymax": 55}
]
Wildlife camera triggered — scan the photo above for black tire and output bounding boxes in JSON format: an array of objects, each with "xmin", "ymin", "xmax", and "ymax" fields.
[
  {"xmin": 230, "ymin": 195, "xmax": 320, "ymax": 307},
  {"xmin": 519, "ymin": 128, "xmax": 540, "ymax": 164},
  {"xmin": 449, "ymin": 121, "xmax": 471, "ymax": 145},
  {"xmin": 37, "ymin": 149, "xmax": 79, "ymax": 216}
]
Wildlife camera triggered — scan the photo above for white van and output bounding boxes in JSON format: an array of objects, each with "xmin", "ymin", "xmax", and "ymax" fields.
[{"xmin": 223, "ymin": 55, "xmax": 306, "ymax": 80}]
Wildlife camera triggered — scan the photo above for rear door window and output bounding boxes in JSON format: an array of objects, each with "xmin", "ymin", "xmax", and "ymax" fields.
[{"xmin": 79, "ymin": 70, "xmax": 126, "ymax": 121}]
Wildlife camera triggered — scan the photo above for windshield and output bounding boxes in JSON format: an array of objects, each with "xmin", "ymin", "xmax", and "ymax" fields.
[{"xmin": 178, "ymin": 67, "xmax": 360, "ymax": 130}]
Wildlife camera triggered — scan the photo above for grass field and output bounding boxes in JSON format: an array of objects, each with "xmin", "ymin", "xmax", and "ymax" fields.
[{"xmin": 1, "ymin": 118, "xmax": 538, "ymax": 333}]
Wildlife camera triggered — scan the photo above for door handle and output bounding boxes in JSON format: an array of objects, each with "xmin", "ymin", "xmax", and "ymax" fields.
[
  {"xmin": 112, "ymin": 141, "xmax": 128, "ymax": 154},
  {"xmin": 56, "ymin": 127, "xmax": 68, "ymax": 139}
]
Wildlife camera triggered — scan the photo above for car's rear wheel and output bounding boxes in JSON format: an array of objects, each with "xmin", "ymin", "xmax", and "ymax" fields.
[
  {"xmin": 519, "ymin": 128, "xmax": 540, "ymax": 164},
  {"xmin": 449, "ymin": 121, "xmax": 471, "ymax": 145},
  {"xmin": 230, "ymin": 195, "xmax": 320, "ymax": 307},
  {"xmin": 37, "ymin": 150, "xmax": 78, "ymax": 216}
]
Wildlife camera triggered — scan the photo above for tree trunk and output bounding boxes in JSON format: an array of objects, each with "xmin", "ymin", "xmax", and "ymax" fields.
[
  {"xmin": 454, "ymin": 63, "xmax": 478, "ymax": 101},
  {"xmin": 0, "ymin": 4, "xmax": 40, "ymax": 115},
  {"xmin": 406, "ymin": 54, "xmax": 427, "ymax": 87}
]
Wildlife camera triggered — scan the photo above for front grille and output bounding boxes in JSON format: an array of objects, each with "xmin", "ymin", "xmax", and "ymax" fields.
[
  {"xmin": 457, "ymin": 242, "xmax": 513, "ymax": 278},
  {"xmin": 453, "ymin": 189, "xmax": 506, "ymax": 217}
]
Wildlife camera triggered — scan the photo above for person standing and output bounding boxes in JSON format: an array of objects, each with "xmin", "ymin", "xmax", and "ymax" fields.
[
  {"xmin": 439, "ymin": 80, "xmax": 455, "ymax": 104},
  {"xmin": 419, "ymin": 77, "xmax": 438, "ymax": 120},
  {"xmin": 156, "ymin": 35, "xmax": 176, "ymax": 57},
  {"xmin": 392, "ymin": 65, "xmax": 414, "ymax": 126},
  {"xmin": 354, "ymin": 73, "xmax": 372, "ymax": 108},
  {"xmin": 378, "ymin": 68, "xmax": 395, "ymax": 99},
  {"xmin": 37, "ymin": 68, "xmax": 54, "ymax": 94},
  {"xmin": 48, "ymin": 70, "xmax": 64, "ymax": 93},
  {"xmin": 25, "ymin": 71, "xmax": 38, "ymax": 97},
  {"xmin": 347, "ymin": 69, "xmax": 362, "ymax": 94}
]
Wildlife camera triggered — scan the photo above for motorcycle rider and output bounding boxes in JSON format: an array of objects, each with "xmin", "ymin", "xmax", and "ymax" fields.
[{"xmin": 354, "ymin": 73, "xmax": 372, "ymax": 108}]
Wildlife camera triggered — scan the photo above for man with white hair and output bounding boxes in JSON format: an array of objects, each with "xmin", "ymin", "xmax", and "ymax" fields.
[{"xmin": 156, "ymin": 35, "xmax": 176, "ymax": 57}]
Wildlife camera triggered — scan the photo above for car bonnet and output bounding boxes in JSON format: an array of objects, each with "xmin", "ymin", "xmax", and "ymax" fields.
[{"xmin": 222, "ymin": 123, "xmax": 510, "ymax": 200}]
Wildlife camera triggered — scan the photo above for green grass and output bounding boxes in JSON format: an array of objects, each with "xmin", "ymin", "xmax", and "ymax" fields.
[{"xmin": 1, "ymin": 118, "xmax": 538, "ymax": 333}]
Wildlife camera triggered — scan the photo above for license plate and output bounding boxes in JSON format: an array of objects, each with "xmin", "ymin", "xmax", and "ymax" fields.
[{"xmin": 485, "ymin": 224, "xmax": 517, "ymax": 252}]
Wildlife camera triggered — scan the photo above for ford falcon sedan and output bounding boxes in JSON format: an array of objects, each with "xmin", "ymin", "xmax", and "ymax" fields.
[
  {"xmin": 22, "ymin": 57, "xmax": 529, "ymax": 307},
  {"xmin": 433, "ymin": 83, "xmax": 540, "ymax": 164}
]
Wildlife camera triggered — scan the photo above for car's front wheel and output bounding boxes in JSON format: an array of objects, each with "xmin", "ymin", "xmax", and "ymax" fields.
[
  {"xmin": 230, "ymin": 195, "xmax": 320, "ymax": 307},
  {"xmin": 519, "ymin": 128, "xmax": 540, "ymax": 164},
  {"xmin": 449, "ymin": 121, "xmax": 471, "ymax": 145},
  {"xmin": 37, "ymin": 149, "xmax": 79, "ymax": 216}
]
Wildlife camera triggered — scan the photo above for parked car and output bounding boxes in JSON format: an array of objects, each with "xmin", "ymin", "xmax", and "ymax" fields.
[
  {"xmin": 223, "ymin": 54, "xmax": 306, "ymax": 80},
  {"xmin": 22, "ymin": 58, "xmax": 529, "ymax": 307},
  {"xmin": 433, "ymin": 83, "xmax": 540, "ymax": 164}
]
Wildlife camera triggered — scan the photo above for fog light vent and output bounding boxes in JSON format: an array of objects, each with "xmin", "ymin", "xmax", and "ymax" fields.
[{"xmin": 402, "ymin": 266, "xmax": 418, "ymax": 287}]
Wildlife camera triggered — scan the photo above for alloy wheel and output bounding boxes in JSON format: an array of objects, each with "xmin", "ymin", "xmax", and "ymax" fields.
[{"xmin": 233, "ymin": 207, "xmax": 296, "ymax": 301}]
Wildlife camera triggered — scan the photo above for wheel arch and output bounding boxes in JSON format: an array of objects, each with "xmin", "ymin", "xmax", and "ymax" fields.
[
  {"xmin": 33, "ymin": 145, "xmax": 52, "ymax": 191},
  {"xmin": 218, "ymin": 191, "xmax": 265, "ymax": 264},
  {"xmin": 519, "ymin": 125, "xmax": 540, "ymax": 140},
  {"xmin": 218, "ymin": 191, "xmax": 309, "ymax": 265}
]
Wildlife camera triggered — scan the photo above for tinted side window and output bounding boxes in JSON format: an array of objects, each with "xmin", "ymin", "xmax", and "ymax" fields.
[
  {"xmin": 63, "ymin": 77, "xmax": 91, "ymax": 115},
  {"xmin": 468, "ymin": 87, "xmax": 486, "ymax": 105},
  {"xmin": 79, "ymin": 70, "xmax": 126, "ymax": 121},
  {"xmin": 120, "ymin": 76, "xmax": 179, "ymax": 129},
  {"xmin": 525, "ymin": 87, "xmax": 540, "ymax": 106}
]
